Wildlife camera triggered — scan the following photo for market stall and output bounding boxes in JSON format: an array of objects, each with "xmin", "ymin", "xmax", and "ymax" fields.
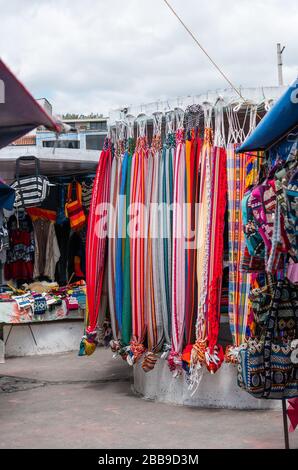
[
  {"xmin": 80, "ymin": 85, "xmax": 296, "ymax": 410},
  {"xmin": 236, "ymin": 79, "xmax": 298, "ymax": 445},
  {"xmin": 0, "ymin": 59, "xmax": 98, "ymax": 360},
  {"xmin": 0, "ymin": 157, "xmax": 101, "ymax": 358}
]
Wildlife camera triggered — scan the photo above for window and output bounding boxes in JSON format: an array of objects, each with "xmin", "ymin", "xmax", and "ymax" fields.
[
  {"xmin": 85, "ymin": 134, "xmax": 106, "ymax": 150},
  {"xmin": 43, "ymin": 140, "xmax": 80, "ymax": 149},
  {"xmin": 89, "ymin": 121, "xmax": 107, "ymax": 131}
]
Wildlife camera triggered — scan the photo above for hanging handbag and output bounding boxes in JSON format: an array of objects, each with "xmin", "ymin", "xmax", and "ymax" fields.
[
  {"xmin": 65, "ymin": 182, "xmax": 86, "ymax": 231},
  {"xmin": 238, "ymin": 280, "xmax": 298, "ymax": 399},
  {"xmin": 248, "ymin": 274, "xmax": 275, "ymax": 325},
  {"xmin": 11, "ymin": 156, "xmax": 50, "ymax": 209},
  {"xmin": 285, "ymin": 170, "xmax": 298, "ymax": 260},
  {"xmin": 81, "ymin": 180, "xmax": 93, "ymax": 214}
]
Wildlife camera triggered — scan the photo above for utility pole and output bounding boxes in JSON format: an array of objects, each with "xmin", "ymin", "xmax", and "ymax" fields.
[{"xmin": 277, "ymin": 43, "xmax": 285, "ymax": 86}]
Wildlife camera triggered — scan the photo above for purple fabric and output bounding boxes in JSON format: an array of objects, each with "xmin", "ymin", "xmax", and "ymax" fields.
[{"xmin": 0, "ymin": 59, "xmax": 60, "ymax": 149}]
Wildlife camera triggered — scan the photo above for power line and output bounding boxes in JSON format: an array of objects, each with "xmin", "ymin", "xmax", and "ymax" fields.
[{"xmin": 162, "ymin": 0, "xmax": 245, "ymax": 102}]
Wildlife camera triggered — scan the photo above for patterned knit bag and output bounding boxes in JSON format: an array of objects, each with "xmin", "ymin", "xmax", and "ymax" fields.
[
  {"xmin": 238, "ymin": 280, "xmax": 298, "ymax": 399},
  {"xmin": 33, "ymin": 295, "xmax": 47, "ymax": 315},
  {"xmin": 65, "ymin": 182, "xmax": 86, "ymax": 231}
]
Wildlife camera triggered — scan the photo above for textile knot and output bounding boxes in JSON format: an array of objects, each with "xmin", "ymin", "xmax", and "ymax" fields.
[
  {"xmin": 205, "ymin": 344, "xmax": 224, "ymax": 373},
  {"xmin": 110, "ymin": 339, "xmax": 121, "ymax": 353},
  {"xmin": 191, "ymin": 339, "xmax": 207, "ymax": 365},
  {"xmin": 127, "ymin": 341, "xmax": 146, "ymax": 366},
  {"xmin": 78, "ymin": 332, "xmax": 97, "ymax": 357},
  {"xmin": 160, "ymin": 343, "xmax": 171, "ymax": 360},
  {"xmin": 142, "ymin": 352, "xmax": 158, "ymax": 373},
  {"xmin": 224, "ymin": 345, "xmax": 240, "ymax": 364},
  {"xmin": 167, "ymin": 350, "xmax": 182, "ymax": 376}
]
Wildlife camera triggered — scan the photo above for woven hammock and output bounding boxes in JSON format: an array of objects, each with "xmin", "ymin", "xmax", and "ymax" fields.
[
  {"xmin": 227, "ymin": 145, "xmax": 252, "ymax": 347},
  {"xmin": 145, "ymin": 138, "xmax": 164, "ymax": 360},
  {"xmin": 121, "ymin": 149, "xmax": 133, "ymax": 347},
  {"xmin": 81, "ymin": 143, "xmax": 112, "ymax": 354},
  {"xmin": 169, "ymin": 128, "xmax": 186, "ymax": 373},
  {"xmin": 158, "ymin": 136, "xmax": 174, "ymax": 356},
  {"xmin": 127, "ymin": 136, "xmax": 148, "ymax": 364},
  {"xmin": 108, "ymin": 154, "xmax": 122, "ymax": 342},
  {"xmin": 184, "ymin": 132, "xmax": 201, "ymax": 345}
]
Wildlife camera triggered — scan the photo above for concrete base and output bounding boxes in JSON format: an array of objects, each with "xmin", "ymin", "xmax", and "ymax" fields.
[
  {"xmin": 3, "ymin": 320, "xmax": 84, "ymax": 357},
  {"xmin": 133, "ymin": 358, "xmax": 280, "ymax": 410}
]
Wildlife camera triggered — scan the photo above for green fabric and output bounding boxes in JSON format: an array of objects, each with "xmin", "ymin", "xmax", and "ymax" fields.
[{"xmin": 121, "ymin": 152, "xmax": 132, "ymax": 346}]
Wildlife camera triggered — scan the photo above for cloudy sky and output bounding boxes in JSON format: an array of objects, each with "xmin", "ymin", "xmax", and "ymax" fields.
[{"xmin": 0, "ymin": 0, "xmax": 297, "ymax": 115}]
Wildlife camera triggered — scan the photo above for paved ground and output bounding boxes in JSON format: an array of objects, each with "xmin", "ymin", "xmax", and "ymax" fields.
[{"xmin": 0, "ymin": 349, "xmax": 295, "ymax": 449}]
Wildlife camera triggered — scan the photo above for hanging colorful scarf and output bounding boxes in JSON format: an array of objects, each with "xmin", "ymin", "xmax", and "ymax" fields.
[
  {"xmin": 81, "ymin": 142, "xmax": 112, "ymax": 354},
  {"xmin": 143, "ymin": 135, "xmax": 164, "ymax": 370},
  {"xmin": 108, "ymin": 153, "xmax": 122, "ymax": 346},
  {"xmin": 121, "ymin": 143, "xmax": 133, "ymax": 347},
  {"xmin": 158, "ymin": 134, "xmax": 174, "ymax": 357},
  {"xmin": 115, "ymin": 151, "xmax": 129, "ymax": 332},
  {"xmin": 168, "ymin": 128, "xmax": 186, "ymax": 373},
  {"xmin": 204, "ymin": 146, "xmax": 227, "ymax": 371},
  {"xmin": 226, "ymin": 145, "xmax": 252, "ymax": 349},
  {"xmin": 128, "ymin": 136, "xmax": 148, "ymax": 364},
  {"xmin": 195, "ymin": 128, "xmax": 213, "ymax": 345},
  {"xmin": 184, "ymin": 131, "xmax": 201, "ymax": 345},
  {"xmin": 189, "ymin": 131, "xmax": 226, "ymax": 383}
]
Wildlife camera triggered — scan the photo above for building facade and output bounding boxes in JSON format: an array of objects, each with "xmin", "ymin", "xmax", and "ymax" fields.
[{"xmin": 36, "ymin": 117, "xmax": 108, "ymax": 151}]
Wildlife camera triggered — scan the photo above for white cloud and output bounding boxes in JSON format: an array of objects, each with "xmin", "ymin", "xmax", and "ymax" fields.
[{"xmin": 0, "ymin": 0, "xmax": 297, "ymax": 115}]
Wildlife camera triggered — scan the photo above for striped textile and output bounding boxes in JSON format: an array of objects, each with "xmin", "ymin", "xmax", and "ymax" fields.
[
  {"xmin": 129, "ymin": 137, "xmax": 148, "ymax": 359},
  {"xmin": 97, "ymin": 264, "xmax": 109, "ymax": 330},
  {"xmin": 196, "ymin": 128, "xmax": 213, "ymax": 342},
  {"xmin": 86, "ymin": 145, "xmax": 112, "ymax": 335},
  {"xmin": 206, "ymin": 146, "xmax": 227, "ymax": 352},
  {"xmin": 12, "ymin": 175, "xmax": 50, "ymax": 208},
  {"xmin": 227, "ymin": 145, "xmax": 252, "ymax": 346},
  {"xmin": 146, "ymin": 141, "xmax": 164, "ymax": 353},
  {"xmin": 184, "ymin": 133, "xmax": 200, "ymax": 345},
  {"xmin": 82, "ymin": 181, "xmax": 93, "ymax": 213},
  {"xmin": 189, "ymin": 133, "xmax": 227, "ymax": 378},
  {"xmin": 158, "ymin": 138, "xmax": 174, "ymax": 350},
  {"xmin": 169, "ymin": 129, "xmax": 186, "ymax": 370},
  {"xmin": 107, "ymin": 155, "xmax": 122, "ymax": 340},
  {"xmin": 115, "ymin": 151, "xmax": 129, "ymax": 331},
  {"xmin": 121, "ymin": 149, "xmax": 133, "ymax": 346}
]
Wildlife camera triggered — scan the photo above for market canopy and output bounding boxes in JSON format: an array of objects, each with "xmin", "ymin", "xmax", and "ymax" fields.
[
  {"xmin": 237, "ymin": 78, "xmax": 298, "ymax": 152},
  {"xmin": 0, "ymin": 58, "xmax": 61, "ymax": 149}
]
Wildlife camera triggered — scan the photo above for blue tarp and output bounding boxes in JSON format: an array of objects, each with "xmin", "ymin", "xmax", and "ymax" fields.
[
  {"xmin": 237, "ymin": 78, "xmax": 298, "ymax": 153},
  {"xmin": 0, "ymin": 180, "xmax": 15, "ymax": 210}
]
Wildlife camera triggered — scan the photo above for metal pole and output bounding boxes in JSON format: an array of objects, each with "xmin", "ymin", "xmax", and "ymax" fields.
[
  {"xmin": 277, "ymin": 43, "xmax": 285, "ymax": 87},
  {"xmin": 282, "ymin": 398, "xmax": 290, "ymax": 449},
  {"xmin": 0, "ymin": 323, "xmax": 5, "ymax": 364}
]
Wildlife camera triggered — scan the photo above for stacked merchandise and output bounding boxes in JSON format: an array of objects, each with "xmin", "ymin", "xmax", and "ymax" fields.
[
  {"xmin": 0, "ymin": 158, "xmax": 94, "ymax": 323},
  {"xmin": 237, "ymin": 141, "xmax": 298, "ymax": 399},
  {"xmin": 0, "ymin": 280, "xmax": 86, "ymax": 323}
]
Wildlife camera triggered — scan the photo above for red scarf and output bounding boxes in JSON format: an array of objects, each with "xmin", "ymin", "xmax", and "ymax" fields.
[{"xmin": 86, "ymin": 145, "xmax": 112, "ymax": 334}]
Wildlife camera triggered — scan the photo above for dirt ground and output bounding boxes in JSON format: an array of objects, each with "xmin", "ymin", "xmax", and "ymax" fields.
[{"xmin": 0, "ymin": 349, "xmax": 295, "ymax": 449}]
